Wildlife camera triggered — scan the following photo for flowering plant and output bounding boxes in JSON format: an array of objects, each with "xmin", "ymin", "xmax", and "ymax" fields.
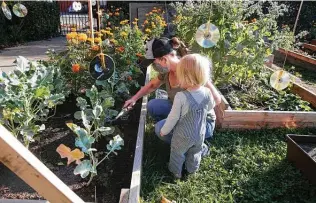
[{"xmin": 142, "ymin": 7, "xmax": 167, "ymax": 39}]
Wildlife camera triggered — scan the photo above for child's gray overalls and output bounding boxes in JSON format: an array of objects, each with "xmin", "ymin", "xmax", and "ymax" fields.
[{"xmin": 168, "ymin": 90, "xmax": 210, "ymax": 177}]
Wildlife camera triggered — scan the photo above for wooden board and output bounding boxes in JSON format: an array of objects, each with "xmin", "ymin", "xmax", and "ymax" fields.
[
  {"xmin": 119, "ymin": 188, "xmax": 130, "ymax": 203},
  {"xmin": 128, "ymin": 66, "xmax": 151, "ymax": 203},
  {"xmin": 303, "ymin": 43, "xmax": 316, "ymax": 52},
  {"xmin": 0, "ymin": 125, "xmax": 85, "ymax": 203},
  {"xmin": 275, "ymin": 48, "xmax": 316, "ymax": 71},
  {"xmin": 312, "ymin": 39, "xmax": 316, "ymax": 46}
]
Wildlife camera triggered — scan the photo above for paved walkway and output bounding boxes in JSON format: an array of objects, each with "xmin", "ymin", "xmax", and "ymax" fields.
[{"xmin": 0, "ymin": 37, "xmax": 66, "ymax": 73}]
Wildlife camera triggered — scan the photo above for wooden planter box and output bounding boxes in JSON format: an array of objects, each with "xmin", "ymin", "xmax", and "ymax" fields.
[
  {"xmin": 303, "ymin": 43, "xmax": 316, "ymax": 52},
  {"xmin": 311, "ymin": 39, "xmax": 316, "ymax": 46},
  {"xmin": 274, "ymin": 48, "xmax": 316, "ymax": 71},
  {"xmin": 286, "ymin": 134, "xmax": 316, "ymax": 185},
  {"xmin": 214, "ymin": 75, "xmax": 316, "ymax": 129},
  {"xmin": 0, "ymin": 68, "xmax": 150, "ymax": 203}
]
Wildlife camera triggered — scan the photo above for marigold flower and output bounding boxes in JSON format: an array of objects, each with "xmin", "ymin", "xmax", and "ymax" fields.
[
  {"xmin": 71, "ymin": 28, "xmax": 76, "ymax": 32},
  {"xmin": 120, "ymin": 31, "xmax": 128, "ymax": 38},
  {"xmin": 127, "ymin": 76, "xmax": 132, "ymax": 81},
  {"xmin": 145, "ymin": 28, "xmax": 151, "ymax": 33},
  {"xmin": 136, "ymin": 53, "xmax": 143, "ymax": 57},
  {"xmin": 91, "ymin": 45, "xmax": 99, "ymax": 51},
  {"xmin": 94, "ymin": 37, "xmax": 102, "ymax": 43},
  {"xmin": 149, "ymin": 12, "xmax": 153, "ymax": 15},
  {"xmin": 110, "ymin": 38, "xmax": 118, "ymax": 45},
  {"xmin": 116, "ymin": 46, "xmax": 125, "ymax": 53},
  {"xmin": 78, "ymin": 33, "xmax": 87, "ymax": 42},
  {"xmin": 72, "ymin": 64, "xmax": 80, "ymax": 73},
  {"xmin": 87, "ymin": 38, "xmax": 94, "ymax": 43},
  {"xmin": 134, "ymin": 18, "xmax": 138, "ymax": 21},
  {"xmin": 114, "ymin": 12, "xmax": 120, "ymax": 16},
  {"xmin": 132, "ymin": 21, "xmax": 137, "ymax": 25},
  {"xmin": 106, "ymin": 27, "xmax": 111, "ymax": 30},
  {"xmin": 115, "ymin": 8, "xmax": 120, "ymax": 11},
  {"xmin": 144, "ymin": 20, "xmax": 148, "ymax": 24},
  {"xmin": 109, "ymin": 12, "xmax": 113, "ymax": 16},
  {"xmin": 120, "ymin": 19, "xmax": 129, "ymax": 25}
]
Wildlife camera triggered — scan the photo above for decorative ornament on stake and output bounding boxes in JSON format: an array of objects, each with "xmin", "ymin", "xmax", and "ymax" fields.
[
  {"xmin": 195, "ymin": 21, "xmax": 220, "ymax": 48},
  {"xmin": 72, "ymin": 1, "xmax": 82, "ymax": 12},
  {"xmin": 270, "ymin": 70, "xmax": 291, "ymax": 91},
  {"xmin": 12, "ymin": 2, "xmax": 27, "ymax": 17},
  {"xmin": 1, "ymin": 1, "xmax": 12, "ymax": 20},
  {"xmin": 89, "ymin": 52, "xmax": 115, "ymax": 80}
]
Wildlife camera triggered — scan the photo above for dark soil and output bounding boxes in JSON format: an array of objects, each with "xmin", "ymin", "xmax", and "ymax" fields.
[
  {"xmin": 299, "ymin": 143, "xmax": 316, "ymax": 162},
  {"xmin": 0, "ymin": 95, "xmax": 141, "ymax": 203}
]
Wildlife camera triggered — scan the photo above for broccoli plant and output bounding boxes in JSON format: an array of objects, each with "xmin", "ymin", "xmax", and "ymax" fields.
[
  {"xmin": 0, "ymin": 56, "xmax": 68, "ymax": 147},
  {"xmin": 57, "ymin": 85, "xmax": 123, "ymax": 184}
]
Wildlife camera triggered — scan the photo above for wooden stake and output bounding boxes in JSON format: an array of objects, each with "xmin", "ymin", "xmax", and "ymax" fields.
[
  {"xmin": 0, "ymin": 125, "xmax": 85, "ymax": 203},
  {"xmin": 88, "ymin": 0, "xmax": 94, "ymax": 45}
]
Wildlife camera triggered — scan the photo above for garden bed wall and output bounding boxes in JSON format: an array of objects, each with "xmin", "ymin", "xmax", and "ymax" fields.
[
  {"xmin": 274, "ymin": 48, "xmax": 316, "ymax": 71},
  {"xmin": 119, "ymin": 65, "xmax": 150, "ymax": 203},
  {"xmin": 215, "ymin": 90, "xmax": 316, "ymax": 129}
]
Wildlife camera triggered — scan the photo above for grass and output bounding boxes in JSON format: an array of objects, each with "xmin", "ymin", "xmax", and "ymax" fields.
[{"xmin": 141, "ymin": 123, "xmax": 316, "ymax": 203}]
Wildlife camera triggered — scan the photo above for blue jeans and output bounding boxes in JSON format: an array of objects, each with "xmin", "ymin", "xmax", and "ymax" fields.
[{"xmin": 147, "ymin": 99, "xmax": 215, "ymax": 144}]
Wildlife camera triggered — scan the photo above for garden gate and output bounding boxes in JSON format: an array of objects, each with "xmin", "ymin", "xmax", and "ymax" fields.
[{"xmin": 58, "ymin": 0, "xmax": 107, "ymax": 35}]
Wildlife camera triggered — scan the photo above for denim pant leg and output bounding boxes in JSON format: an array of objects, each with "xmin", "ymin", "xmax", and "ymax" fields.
[
  {"xmin": 147, "ymin": 99, "xmax": 172, "ymax": 122},
  {"xmin": 205, "ymin": 119, "xmax": 215, "ymax": 139},
  {"xmin": 155, "ymin": 119, "xmax": 173, "ymax": 144}
]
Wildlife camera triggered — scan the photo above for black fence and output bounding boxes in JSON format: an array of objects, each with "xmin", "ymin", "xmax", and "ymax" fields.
[{"xmin": 58, "ymin": 1, "xmax": 107, "ymax": 35}]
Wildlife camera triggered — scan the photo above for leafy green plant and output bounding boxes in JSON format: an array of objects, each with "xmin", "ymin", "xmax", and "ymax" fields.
[
  {"xmin": 171, "ymin": 1, "xmax": 289, "ymax": 85},
  {"xmin": 57, "ymin": 85, "xmax": 123, "ymax": 184},
  {"xmin": 0, "ymin": 56, "xmax": 68, "ymax": 147},
  {"xmin": 223, "ymin": 70, "xmax": 313, "ymax": 111}
]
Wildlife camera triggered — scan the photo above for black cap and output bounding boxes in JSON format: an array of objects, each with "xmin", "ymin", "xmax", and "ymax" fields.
[{"xmin": 139, "ymin": 38, "xmax": 174, "ymax": 69}]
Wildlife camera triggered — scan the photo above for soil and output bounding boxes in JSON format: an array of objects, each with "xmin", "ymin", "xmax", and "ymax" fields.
[
  {"xmin": 299, "ymin": 143, "xmax": 316, "ymax": 162},
  {"xmin": 0, "ymin": 95, "xmax": 141, "ymax": 203}
]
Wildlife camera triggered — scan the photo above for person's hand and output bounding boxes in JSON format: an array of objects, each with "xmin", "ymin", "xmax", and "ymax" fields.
[
  {"xmin": 160, "ymin": 131, "xmax": 164, "ymax": 137},
  {"xmin": 124, "ymin": 97, "xmax": 136, "ymax": 110}
]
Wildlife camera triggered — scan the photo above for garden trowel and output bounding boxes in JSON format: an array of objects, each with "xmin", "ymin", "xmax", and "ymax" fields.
[{"xmin": 105, "ymin": 107, "xmax": 130, "ymax": 125}]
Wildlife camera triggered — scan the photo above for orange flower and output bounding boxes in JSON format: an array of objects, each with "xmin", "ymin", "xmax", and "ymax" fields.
[
  {"xmin": 72, "ymin": 64, "xmax": 80, "ymax": 73},
  {"xmin": 114, "ymin": 12, "xmax": 120, "ymax": 16},
  {"xmin": 71, "ymin": 28, "xmax": 76, "ymax": 32},
  {"xmin": 78, "ymin": 33, "xmax": 87, "ymax": 42},
  {"xmin": 252, "ymin": 18, "xmax": 257, "ymax": 23},
  {"xmin": 109, "ymin": 12, "xmax": 113, "ymax": 16},
  {"xmin": 136, "ymin": 53, "xmax": 143, "ymax": 57},
  {"xmin": 116, "ymin": 46, "xmax": 125, "ymax": 53},
  {"xmin": 144, "ymin": 20, "xmax": 148, "ymax": 24},
  {"xmin": 115, "ymin": 8, "xmax": 120, "ymax": 11},
  {"xmin": 127, "ymin": 76, "xmax": 132, "ymax": 81},
  {"xmin": 91, "ymin": 45, "xmax": 100, "ymax": 51}
]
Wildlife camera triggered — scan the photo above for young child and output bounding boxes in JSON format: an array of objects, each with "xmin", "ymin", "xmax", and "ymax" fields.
[{"xmin": 160, "ymin": 54, "xmax": 215, "ymax": 179}]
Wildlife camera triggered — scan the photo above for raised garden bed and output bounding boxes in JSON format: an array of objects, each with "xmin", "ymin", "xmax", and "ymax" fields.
[
  {"xmin": 215, "ymin": 67, "xmax": 316, "ymax": 129},
  {"xmin": 286, "ymin": 134, "xmax": 316, "ymax": 185},
  {"xmin": 274, "ymin": 48, "xmax": 316, "ymax": 71}
]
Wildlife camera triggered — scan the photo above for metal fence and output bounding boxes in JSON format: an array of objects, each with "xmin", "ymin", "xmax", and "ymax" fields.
[{"xmin": 58, "ymin": 1, "xmax": 107, "ymax": 35}]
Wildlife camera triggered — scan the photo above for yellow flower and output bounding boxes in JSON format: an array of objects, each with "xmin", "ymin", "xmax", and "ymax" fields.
[
  {"xmin": 114, "ymin": 26, "xmax": 119, "ymax": 30},
  {"xmin": 120, "ymin": 31, "xmax": 128, "ymax": 38},
  {"xmin": 94, "ymin": 37, "xmax": 102, "ymax": 43},
  {"xmin": 134, "ymin": 18, "xmax": 138, "ymax": 21},
  {"xmin": 120, "ymin": 19, "xmax": 129, "ymax": 25},
  {"xmin": 97, "ymin": 33, "xmax": 103, "ymax": 37},
  {"xmin": 151, "ymin": 22, "xmax": 155, "ymax": 26},
  {"xmin": 106, "ymin": 27, "xmax": 111, "ymax": 30},
  {"xmin": 145, "ymin": 28, "xmax": 151, "ymax": 33},
  {"xmin": 144, "ymin": 20, "xmax": 148, "ymax": 24},
  {"xmin": 152, "ymin": 24, "xmax": 156, "ymax": 28},
  {"xmin": 87, "ymin": 38, "xmax": 94, "ymax": 43},
  {"xmin": 108, "ymin": 32, "xmax": 113, "ymax": 36},
  {"xmin": 149, "ymin": 12, "xmax": 153, "ymax": 15},
  {"xmin": 71, "ymin": 28, "xmax": 76, "ymax": 32},
  {"xmin": 78, "ymin": 33, "xmax": 87, "ymax": 42},
  {"xmin": 110, "ymin": 38, "xmax": 118, "ymax": 45},
  {"xmin": 132, "ymin": 21, "xmax": 137, "ymax": 25},
  {"xmin": 152, "ymin": 9, "xmax": 158, "ymax": 13}
]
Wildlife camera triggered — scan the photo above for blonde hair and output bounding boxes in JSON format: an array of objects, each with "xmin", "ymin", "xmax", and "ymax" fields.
[{"xmin": 176, "ymin": 54, "xmax": 211, "ymax": 87}]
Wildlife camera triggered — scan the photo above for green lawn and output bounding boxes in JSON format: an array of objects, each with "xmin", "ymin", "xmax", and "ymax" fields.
[{"xmin": 141, "ymin": 124, "xmax": 316, "ymax": 203}]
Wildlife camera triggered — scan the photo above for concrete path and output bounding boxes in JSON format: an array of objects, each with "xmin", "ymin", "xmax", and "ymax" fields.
[{"xmin": 0, "ymin": 37, "xmax": 67, "ymax": 73}]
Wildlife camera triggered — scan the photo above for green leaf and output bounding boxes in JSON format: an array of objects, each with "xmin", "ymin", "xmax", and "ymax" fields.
[
  {"xmin": 75, "ymin": 133, "xmax": 95, "ymax": 153},
  {"xmin": 107, "ymin": 135, "xmax": 124, "ymax": 154},
  {"xmin": 74, "ymin": 160, "xmax": 92, "ymax": 178},
  {"xmin": 76, "ymin": 97, "xmax": 89, "ymax": 110},
  {"xmin": 66, "ymin": 123, "xmax": 89, "ymax": 138},
  {"xmin": 93, "ymin": 105, "xmax": 103, "ymax": 118},
  {"xmin": 102, "ymin": 97, "xmax": 115, "ymax": 109},
  {"xmin": 74, "ymin": 111, "xmax": 82, "ymax": 120},
  {"xmin": 14, "ymin": 56, "xmax": 30, "ymax": 72},
  {"xmin": 96, "ymin": 127, "xmax": 115, "ymax": 136},
  {"xmin": 35, "ymin": 86, "xmax": 50, "ymax": 99}
]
